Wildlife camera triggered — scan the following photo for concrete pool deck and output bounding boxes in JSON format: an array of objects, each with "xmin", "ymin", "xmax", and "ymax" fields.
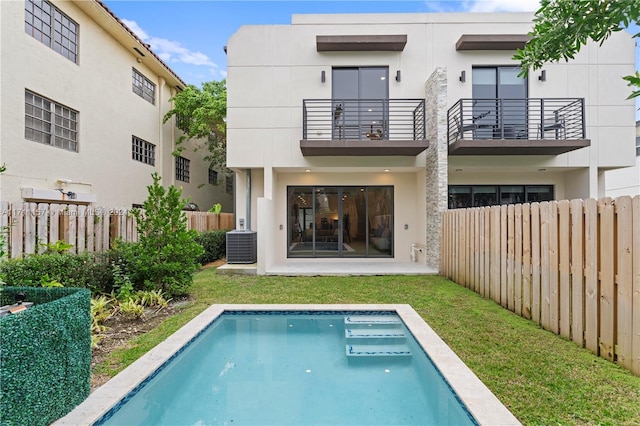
[{"xmin": 54, "ymin": 304, "xmax": 521, "ymax": 425}]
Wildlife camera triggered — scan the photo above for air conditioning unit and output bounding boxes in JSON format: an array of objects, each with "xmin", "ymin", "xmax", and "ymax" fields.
[{"xmin": 226, "ymin": 230, "xmax": 257, "ymax": 264}]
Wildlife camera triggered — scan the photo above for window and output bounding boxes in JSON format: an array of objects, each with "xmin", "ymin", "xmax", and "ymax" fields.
[
  {"xmin": 132, "ymin": 136, "xmax": 155, "ymax": 166},
  {"xmin": 25, "ymin": 0, "xmax": 78, "ymax": 63},
  {"xmin": 25, "ymin": 90, "xmax": 78, "ymax": 151},
  {"xmin": 176, "ymin": 156, "xmax": 190, "ymax": 182},
  {"xmin": 208, "ymin": 168, "xmax": 218, "ymax": 185},
  {"xmin": 132, "ymin": 68, "xmax": 155, "ymax": 104},
  {"xmin": 472, "ymin": 67, "xmax": 528, "ymax": 139},
  {"xmin": 287, "ymin": 186, "xmax": 393, "ymax": 258},
  {"xmin": 448, "ymin": 185, "xmax": 553, "ymax": 209},
  {"xmin": 225, "ymin": 176, "xmax": 233, "ymax": 194},
  {"xmin": 332, "ymin": 67, "xmax": 389, "ymax": 140}
]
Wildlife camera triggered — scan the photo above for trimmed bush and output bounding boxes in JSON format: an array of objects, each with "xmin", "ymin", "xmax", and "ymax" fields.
[
  {"xmin": 0, "ymin": 287, "xmax": 91, "ymax": 426},
  {"xmin": 194, "ymin": 230, "xmax": 228, "ymax": 264},
  {"xmin": 0, "ymin": 252, "xmax": 113, "ymax": 294}
]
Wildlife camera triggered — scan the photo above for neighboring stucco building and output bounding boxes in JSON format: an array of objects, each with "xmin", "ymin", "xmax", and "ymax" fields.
[
  {"xmin": 0, "ymin": 0, "xmax": 233, "ymax": 211},
  {"xmin": 605, "ymin": 120, "xmax": 640, "ymax": 197},
  {"xmin": 225, "ymin": 12, "xmax": 635, "ymax": 274}
]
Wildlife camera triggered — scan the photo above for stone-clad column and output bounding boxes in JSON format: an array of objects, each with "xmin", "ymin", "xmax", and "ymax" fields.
[{"xmin": 424, "ymin": 67, "xmax": 448, "ymax": 271}]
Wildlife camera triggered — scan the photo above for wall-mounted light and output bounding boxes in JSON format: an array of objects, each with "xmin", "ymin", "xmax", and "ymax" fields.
[
  {"xmin": 538, "ymin": 70, "xmax": 546, "ymax": 81},
  {"xmin": 459, "ymin": 70, "xmax": 466, "ymax": 82},
  {"xmin": 395, "ymin": 70, "xmax": 401, "ymax": 82},
  {"xmin": 321, "ymin": 70, "xmax": 326, "ymax": 83}
]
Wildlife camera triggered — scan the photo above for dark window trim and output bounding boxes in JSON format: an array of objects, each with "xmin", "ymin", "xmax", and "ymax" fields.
[
  {"xmin": 25, "ymin": 89, "xmax": 78, "ymax": 152},
  {"xmin": 131, "ymin": 135, "xmax": 155, "ymax": 166},
  {"xmin": 25, "ymin": 0, "xmax": 79, "ymax": 63},
  {"xmin": 448, "ymin": 184, "xmax": 554, "ymax": 209},
  {"xmin": 132, "ymin": 68, "xmax": 156, "ymax": 104},
  {"xmin": 176, "ymin": 156, "xmax": 190, "ymax": 182}
]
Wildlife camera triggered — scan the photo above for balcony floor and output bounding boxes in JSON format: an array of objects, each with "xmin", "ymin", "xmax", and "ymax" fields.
[
  {"xmin": 448, "ymin": 138, "xmax": 591, "ymax": 155},
  {"xmin": 300, "ymin": 139, "xmax": 429, "ymax": 156}
]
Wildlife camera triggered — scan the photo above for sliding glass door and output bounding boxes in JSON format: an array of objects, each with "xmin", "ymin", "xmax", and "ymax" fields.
[
  {"xmin": 287, "ymin": 186, "xmax": 393, "ymax": 258},
  {"xmin": 472, "ymin": 67, "xmax": 527, "ymax": 139}
]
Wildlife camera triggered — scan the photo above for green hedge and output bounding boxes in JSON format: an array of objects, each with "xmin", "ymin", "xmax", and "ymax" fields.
[
  {"xmin": 194, "ymin": 229, "xmax": 228, "ymax": 264},
  {"xmin": 0, "ymin": 287, "xmax": 91, "ymax": 426}
]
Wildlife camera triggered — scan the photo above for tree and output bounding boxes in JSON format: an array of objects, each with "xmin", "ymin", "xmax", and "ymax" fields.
[
  {"xmin": 514, "ymin": 0, "xmax": 640, "ymax": 99},
  {"xmin": 129, "ymin": 173, "xmax": 204, "ymax": 297},
  {"xmin": 163, "ymin": 80, "xmax": 227, "ymax": 170}
]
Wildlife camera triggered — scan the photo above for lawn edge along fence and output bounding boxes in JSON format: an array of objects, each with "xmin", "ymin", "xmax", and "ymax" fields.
[
  {"xmin": 441, "ymin": 195, "xmax": 640, "ymax": 377},
  {"xmin": 0, "ymin": 287, "xmax": 91, "ymax": 426}
]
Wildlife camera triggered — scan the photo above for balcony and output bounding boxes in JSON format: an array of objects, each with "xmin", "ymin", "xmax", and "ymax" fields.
[
  {"xmin": 300, "ymin": 99, "xmax": 428, "ymax": 156},
  {"xmin": 447, "ymin": 98, "xmax": 590, "ymax": 155}
]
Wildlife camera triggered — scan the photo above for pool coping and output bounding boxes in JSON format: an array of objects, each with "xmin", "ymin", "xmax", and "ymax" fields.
[{"xmin": 53, "ymin": 304, "xmax": 521, "ymax": 425}]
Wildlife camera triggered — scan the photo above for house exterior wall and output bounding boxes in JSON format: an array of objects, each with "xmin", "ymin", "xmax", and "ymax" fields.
[
  {"xmin": 604, "ymin": 120, "xmax": 640, "ymax": 197},
  {"xmin": 0, "ymin": 0, "xmax": 231, "ymax": 211},
  {"xmin": 225, "ymin": 12, "xmax": 635, "ymax": 272}
]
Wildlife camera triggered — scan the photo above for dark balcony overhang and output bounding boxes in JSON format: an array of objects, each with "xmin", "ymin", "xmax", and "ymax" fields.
[
  {"xmin": 316, "ymin": 35, "xmax": 407, "ymax": 51},
  {"xmin": 455, "ymin": 34, "xmax": 530, "ymax": 51},
  {"xmin": 448, "ymin": 138, "xmax": 590, "ymax": 156},
  {"xmin": 300, "ymin": 139, "xmax": 429, "ymax": 156}
]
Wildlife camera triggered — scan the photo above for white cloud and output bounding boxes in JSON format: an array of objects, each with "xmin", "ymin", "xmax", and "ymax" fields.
[
  {"xmin": 121, "ymin": 19, "xmax": 148, "ymax": 40},
  {"xmin": 120, "ymin": 19, "xmax": 220, "ymax": 79},
  {"xmin": 467, "ymin": 0, "xmax": 541, "ymax": 12}
]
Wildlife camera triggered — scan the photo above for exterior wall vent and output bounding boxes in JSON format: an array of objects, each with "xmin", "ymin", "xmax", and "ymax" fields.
[{"xmin": 226, "ymin": 230, "xmax": 257, "ymax": 264}]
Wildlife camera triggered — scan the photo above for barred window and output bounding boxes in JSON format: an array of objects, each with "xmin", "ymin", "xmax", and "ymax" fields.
[
  {"xmin": 208, "ymin": 168, "xmax": 218, "ymax": 185},
  {"xmin": 132, "ymin": 68, "xmax": 155, "ymax": 104},
  {"xmin": 132, "ymin": 136, "xmax": 155, "ymax": 166},
  {"xmin": 25, "ymin": 90, "xmax": 78, "ymax": 152},
  {"xmin": 25, "ymin": 0, "xmax": 78, "ymax": 63},
  {"xmin": 176, "ymin": 156, "xmax": 190, "ymax": 182},
  {"xmin": 226, "ymin": 176, "xmax": 233, "ymax": 194}
]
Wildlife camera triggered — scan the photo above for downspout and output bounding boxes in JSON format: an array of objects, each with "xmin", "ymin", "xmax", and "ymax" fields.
[{"xmin": 245, "ymin": 169, "xmax": 251, "ymax": 230}]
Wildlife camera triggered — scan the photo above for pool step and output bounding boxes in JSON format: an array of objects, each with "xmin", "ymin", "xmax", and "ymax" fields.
[
  {"xmin": 344, "ymin": 315, "xmax": 402, "ymax": 325},
  {"xmin": 346, "ymin": 344, "xmax": 412, "ymax": 357},
  {"xmin": 345, "ymin": 328, "xmax": 406, "ymax": 339}
]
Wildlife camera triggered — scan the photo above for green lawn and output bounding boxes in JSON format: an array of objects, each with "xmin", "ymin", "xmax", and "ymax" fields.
[{"xmin": 95, "ymin": 269, "xmax": 640, "ymax": 425}]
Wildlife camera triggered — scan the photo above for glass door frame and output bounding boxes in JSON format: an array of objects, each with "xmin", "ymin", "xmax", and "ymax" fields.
[{"xmin": 287, "ymin": 185, "xmax": 394, "ymax": 258}]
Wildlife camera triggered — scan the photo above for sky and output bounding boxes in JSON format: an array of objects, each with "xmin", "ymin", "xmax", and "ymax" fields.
[
  {"xmin": 102, "ymin": 0, "xmax": 545, "ymax": 86},
  {"xmin": 103, "ymin": 0, "xmax": 638, "ymax": 117}
]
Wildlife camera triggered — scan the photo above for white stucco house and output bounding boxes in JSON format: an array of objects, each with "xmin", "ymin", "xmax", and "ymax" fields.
[
  {"xmin": 0, "ymin": 0, "xmax": 233, "ymax": 211},
  {"xmin": 605, "ymin": 120, "xmax": 640, "ymax": 197},
  {"xmin": 225, "ymin": 12, "xmax": 635, "ymax": 274}
]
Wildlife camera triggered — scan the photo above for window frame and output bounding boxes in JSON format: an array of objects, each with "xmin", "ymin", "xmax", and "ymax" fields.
[
  {"xmin": 25, "ymin": 0, "xmax": 78, "ymax": 63},
  {"xmin": 132, "ymin": 68, "xmax": 156, "ymax": 104},
  {"xmin": 208, "ymin": 168, "xmax": 218, "ymax": 185},
  {"xmin": 176, "ymin": 156, "xmax": 190, "ymax": 182},
  {"xmin": 131, "ymin": 135, "xmax": 156, "ymax": 166},
  {"xmin": 25, "ymin": 89, "xmax": 78, "ymax": 152},
  {"xmin": 448, "ymin": 184, "xmax": 554, "ymax": 209}
]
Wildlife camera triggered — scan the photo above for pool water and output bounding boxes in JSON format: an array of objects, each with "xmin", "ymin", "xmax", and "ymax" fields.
[{"xmin": 97, "ymin": 312, "xmax": 477, "ymax": 425}]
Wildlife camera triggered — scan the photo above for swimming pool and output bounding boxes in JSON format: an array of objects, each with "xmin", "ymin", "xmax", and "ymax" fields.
[{"xmin": 54, "ymin": 305, "xmax": 520, "ymax": 425}]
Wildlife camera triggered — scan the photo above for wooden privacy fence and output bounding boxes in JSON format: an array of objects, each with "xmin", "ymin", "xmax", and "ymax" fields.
[
  {"xmin": 441, "ymin": 196, "xmax": 640, "ymax": 377},
  {"xmin": 0, "ymin": 201, "xmax": 235, "ymax": 258}
]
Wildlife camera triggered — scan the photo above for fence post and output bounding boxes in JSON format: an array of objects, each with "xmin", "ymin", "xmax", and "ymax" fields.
[
  {"xmin": 570, "ymin": 199, "xmax": 585, "ymax": 346},
  {"xmin": 598, "ymin": 198, "xmax": 615, "ymax": 362},
  {"xmin": 584, "ymin": 198, "xmax": 599, "ymax": 355},
  {"xmin": 632, "ymin": 195, "xmax": 640, "ymax": 376}
]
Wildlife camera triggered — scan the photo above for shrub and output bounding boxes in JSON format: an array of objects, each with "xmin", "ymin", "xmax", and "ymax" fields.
[
  {"xmin": 194, "ymin": 230, "xmax": 228, "ymax": 264},
  {"xmin": 129, "ymin": 173, "xmax": 204, "ymax": 297},
  {"xmin": 0, "ymin": 252, "xmax": 111, "ymax": 293}
]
